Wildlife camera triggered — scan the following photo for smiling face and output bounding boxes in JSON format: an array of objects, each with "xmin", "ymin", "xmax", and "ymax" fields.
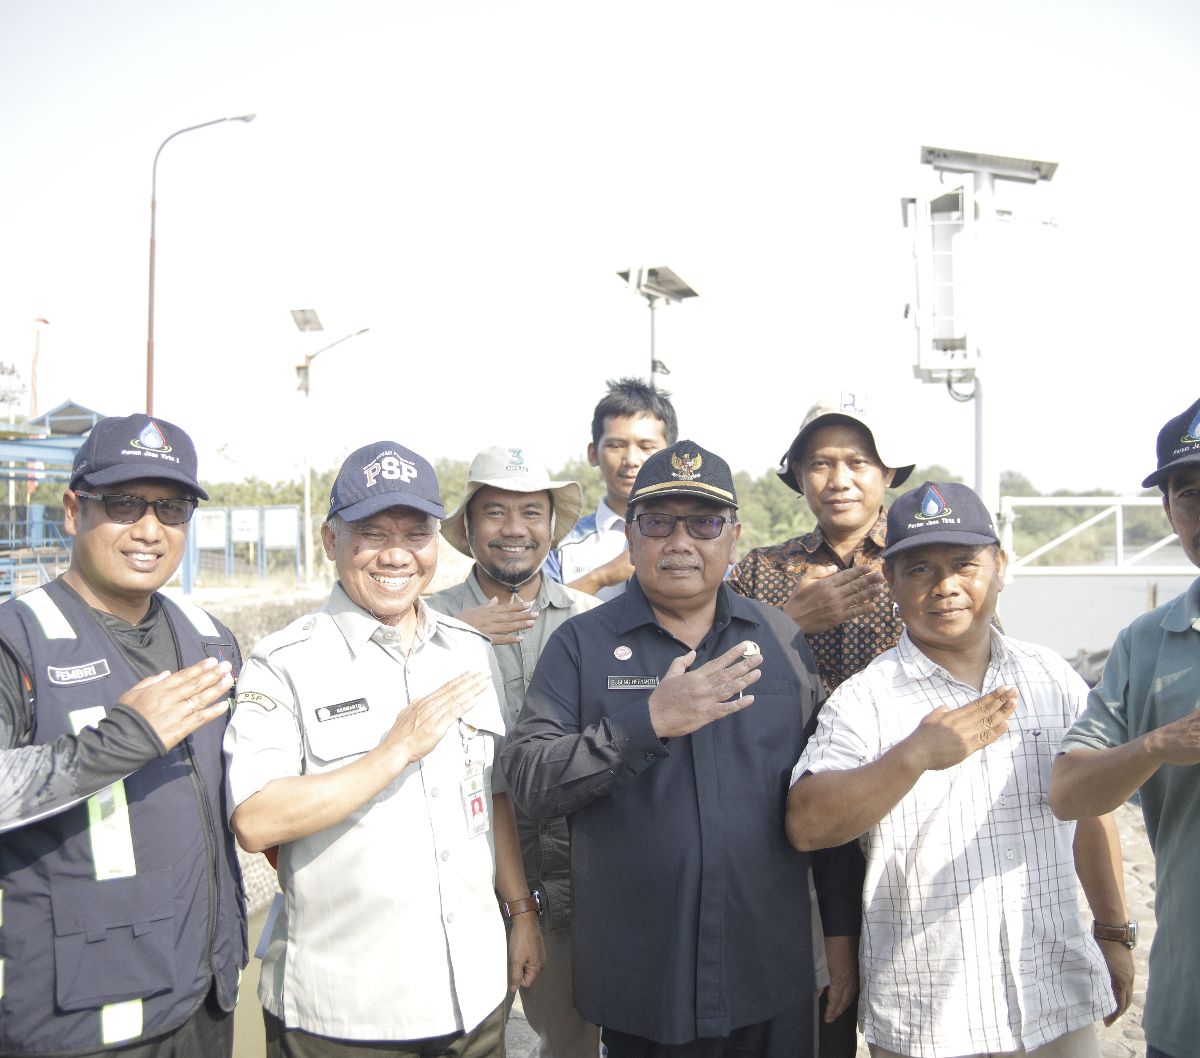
[
  {"xmin": 885, "ymin": 543, "xmax": 1006, "ymax": 661},
  {"xmin": 321, "ymin": 507, "xmax": 439, "ymax": 626},
  {"xmin": 588, "ymin": 413, "xmax": 670, "ymax": 515},
  {"xmin": 1164, "ymin": 465, "xmax": 1200, "ymax": 569},
  {"xmin": 62, "ymin": 479, "xmax": 192, "ymax": 623},
  {"xmin": 467, "ymin": 485, "xmax": 552, "ymax": 591},
  {"xmin": 626, "ymin": 497, "xmax": 740, "ymax": 611},
  {"xmin": 795, "ymin": 423, "xmax": 895, "ymax": 549}
]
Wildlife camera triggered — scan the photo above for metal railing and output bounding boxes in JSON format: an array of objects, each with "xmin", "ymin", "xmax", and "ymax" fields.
[{"xmin": 999, "ymin": 496, "xmax": 1185, "ymax": 576}]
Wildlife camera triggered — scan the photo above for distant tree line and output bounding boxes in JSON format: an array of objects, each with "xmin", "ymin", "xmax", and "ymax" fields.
[{"xmin": 191, "ymin": 459, "xmax": 1174, "ymax": 566}]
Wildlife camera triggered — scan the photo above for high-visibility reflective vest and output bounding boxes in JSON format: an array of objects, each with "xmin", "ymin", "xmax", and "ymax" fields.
[{"xmin": 0, "ymin": 580, "xmax": 246, "ymax": 1055}]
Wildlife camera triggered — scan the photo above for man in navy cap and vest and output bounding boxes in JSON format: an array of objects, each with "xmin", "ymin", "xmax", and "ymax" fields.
[
  {"xmin": 504, "ymin": 440, "xmax": 859, "ymax": 1058},
  {"xmin": 225, "ymin": 441, "xmax": 543, "ymax": 1058},
  {"xmin": 0, "ymin": 414, "xmax": 245, "ymax": 1056},
  {"xmin": 1052, "ymin": 396, "xmax": 1200, "ymax": 1058}
]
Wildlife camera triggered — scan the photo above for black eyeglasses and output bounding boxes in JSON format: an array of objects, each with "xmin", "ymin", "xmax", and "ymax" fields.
[
  {"xmin": 74, "ymin": 491, "xmax": 198, "ymax": 526},
  {"xmin": 633, "ymin": 513, "xmax": 733, "ymax": 540}
]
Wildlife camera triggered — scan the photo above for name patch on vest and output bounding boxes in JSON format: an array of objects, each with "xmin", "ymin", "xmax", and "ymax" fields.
[
  {"xmin": 315, "ymin": 698, "xmax": 369, "ymax": 722},
  {"xmin": 47, "ymin": 658, "xmax": 111, "ymax": 685},
  {"xmin": 607, "ymin": 676, "xmax": 660, "ymax": 690}
]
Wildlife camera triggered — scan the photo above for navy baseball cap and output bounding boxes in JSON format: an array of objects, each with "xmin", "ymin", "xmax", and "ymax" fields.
[
  {"xmin": 70, "ymin": 414, "xmax": 208, "ymax": 500},
  {"xmin": 883, "ymin": 481, "xmax": 999, "ymax": 560},
  {"xmin": 328, "ymin": 442, "xmax": 444, "ymax": 523},
  {"xmin": 626, "ymin": 440, "xmax": 738, "ymax": 516},
  {"xmin": 1141, "ymin": 397, "xmax": 1200, "ymax": 489}
]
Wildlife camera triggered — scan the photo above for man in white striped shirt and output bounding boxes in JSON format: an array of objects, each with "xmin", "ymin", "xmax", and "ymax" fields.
[{"xmin": 785, "ymin": 481, "xmax": 1132, "ymax": 1058}]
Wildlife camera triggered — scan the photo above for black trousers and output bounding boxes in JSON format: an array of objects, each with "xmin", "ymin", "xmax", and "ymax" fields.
[{"xmin": 602, "ymin": 1002, "xmax": 814, "ymax": 1058}]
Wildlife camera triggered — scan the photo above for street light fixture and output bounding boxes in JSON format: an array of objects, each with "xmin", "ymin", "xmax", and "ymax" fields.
[
  {"xmin": 146, "ymin": 113, "xmax": 256, "ymax": 415},
  {"xmin": 292, "ymin": 317, "xmax": 370, "ymax": 582},
  {"xmin": 617, "ymin": 266, "xmax": 698, "ymax": 388}
]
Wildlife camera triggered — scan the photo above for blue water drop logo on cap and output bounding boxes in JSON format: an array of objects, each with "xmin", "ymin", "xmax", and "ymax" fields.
[
  {"xmin": 914, "ymin": 484, "xmax": 952, "ymax": 521},
  {"xmin": 130, "ymin": 420, "xmax": 172, "ymax": 453},
  {"xmin": 1183, "ymin": 408, "xmax": 1200, "ymax": 444}
]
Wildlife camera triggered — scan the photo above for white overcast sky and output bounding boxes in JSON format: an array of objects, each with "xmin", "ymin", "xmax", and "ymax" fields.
[{"xmin": 0, "ymin": 0, "xmax": 1195, "ymax": 494}]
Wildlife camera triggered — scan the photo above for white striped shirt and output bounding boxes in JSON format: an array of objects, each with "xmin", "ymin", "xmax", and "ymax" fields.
[{"xmin": 792, "ymin": 629, "xmax": 1113, "ymax": 1058}]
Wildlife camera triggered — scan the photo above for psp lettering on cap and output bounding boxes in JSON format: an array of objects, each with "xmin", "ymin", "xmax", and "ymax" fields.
[
  {"xmin": 328, "ymin": 441, "xmax": 445, "ymax": 523},
  {"xmin": 70, "ymin": 413, "xmax": 208, "ymax": 500}
]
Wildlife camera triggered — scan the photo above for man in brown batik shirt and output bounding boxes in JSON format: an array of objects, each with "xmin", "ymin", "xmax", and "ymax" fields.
[{"xmin": 727, "ymin": 393, "xmax": 914, "ymax": 1058}]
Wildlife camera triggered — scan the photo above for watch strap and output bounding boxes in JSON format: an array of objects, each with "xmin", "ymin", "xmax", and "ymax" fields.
[
  {"xmin": 1092, "ymin": 920, "xmax": 1136, "ymax": 947},
  {"xmin": 501, "ymin": 895, "xmax": 539, "ymax": 919}
]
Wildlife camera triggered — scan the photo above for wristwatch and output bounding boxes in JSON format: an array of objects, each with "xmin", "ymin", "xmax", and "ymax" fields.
[
  {"xmin": 1092, "ymin": 920, "xmax": 1138, "ymax": 949},
  {"xmin": 500, "ymin": 891, "xmax": 542, "ymax": 920}
]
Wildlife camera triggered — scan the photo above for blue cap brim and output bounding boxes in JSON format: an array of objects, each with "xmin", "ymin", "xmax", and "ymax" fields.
[
  {"xmin": 883, "ymin": 530, "xmax": 998, "ymax": 560},
  {"xmin": 72, "ymin": 464, "xmax": 209, "ymax": 502},
  {"xmin": 333, "ymin": 492, "xmax": 445, "ymax": 524}
]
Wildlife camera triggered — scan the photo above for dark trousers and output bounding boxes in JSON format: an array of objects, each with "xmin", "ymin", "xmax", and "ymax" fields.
[
  {"xmin": 816, "ymin": 990, "xmax": 858, "ymax": 1058},
  {"xmin": 602, "ymin": 1003, "xmax": 813, "ymax": 1058},
  {"xmin": 263, "ymin": 999, "xmax": 507, "ymax": 1058}
]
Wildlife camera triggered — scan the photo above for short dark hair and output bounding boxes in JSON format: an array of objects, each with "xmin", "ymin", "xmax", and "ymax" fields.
[{"xmin": 590, "ymin": 377, "xmax": 679, "ymax": 447}]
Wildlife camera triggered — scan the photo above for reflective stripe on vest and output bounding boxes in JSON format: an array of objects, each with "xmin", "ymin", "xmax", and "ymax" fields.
[
  {"xmin": 18, "ymin": 586, "xmax": 77, "ymax": 640},
  {"xmin": 68, "ymin": 706, "xmax": 143, "ymax": 1044},
  {"xmin": 170, "ymin": 598, "xmax": 219, "ymax": 637}
]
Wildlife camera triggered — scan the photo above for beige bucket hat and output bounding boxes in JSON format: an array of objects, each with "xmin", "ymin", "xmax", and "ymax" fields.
[
  {"xmin": 441, "ymin": 446, "xmax": 584, "ymax": 555},
  {"xmin": 777, "ymin": 393, "xmax": 915, "ymax": 494}
]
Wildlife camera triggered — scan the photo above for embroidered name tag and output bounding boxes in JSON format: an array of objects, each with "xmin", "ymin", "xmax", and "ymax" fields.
[
  {"xmin": 315, "ymin": 698, "xmax": 369, "ymax": 722},
  {"xmin": 47, "ymin": 659, "xmax": 111, "ymax": 686},
  {"xmin": 607, "ymin": 676, "xmax": 659, "ymax": 690}
]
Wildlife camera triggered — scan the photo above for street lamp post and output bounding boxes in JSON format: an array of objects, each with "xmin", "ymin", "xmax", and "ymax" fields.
[
  {"xmin": 292, "ymin": 319, "xmax": 370, "ymax": 582},
  {"xmin": 146, "ymin": 113, "xmax": 256, "ymax": 415},
  {"xmin": 617, "ymin": 266, "xmax": 698, "ymax": 388}
]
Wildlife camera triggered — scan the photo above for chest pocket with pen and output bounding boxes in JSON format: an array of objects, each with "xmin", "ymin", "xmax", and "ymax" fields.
[{"xmin": 302, "ymin": 696, "xmax": 391, "ymax": 771}]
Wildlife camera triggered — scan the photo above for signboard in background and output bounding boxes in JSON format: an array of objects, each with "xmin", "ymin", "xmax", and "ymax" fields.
[
  {"xmin": 195, "ymin": 509, "xmax": 227, "ymax": 550},
  {"xmin": 231, "ymin": 508, "xmax": 260, "ymax": 543},
  {"xmin": 264, "ymin": 506, "xmax": 299, "ymax": 550}
]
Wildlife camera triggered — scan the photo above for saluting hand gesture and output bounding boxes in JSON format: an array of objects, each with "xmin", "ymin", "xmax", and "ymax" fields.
[
  {"xmin": 783, "ymin": 564, "xmax": 887, "ymax": 634},
  {"xmin": 902, "ymin": 686, "xmax": 1019, "ymax": 772},
  {"xmin": 648, "ymin": 642, "xmax": 763, "ymax": 739},
  {"xmin": 119, "ymin": 658, "xmax": 234, "ymax": 751}
]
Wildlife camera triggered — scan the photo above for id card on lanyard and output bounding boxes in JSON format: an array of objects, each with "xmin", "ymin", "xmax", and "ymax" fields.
[{"xmin": 458, "ymin": 719, "xmax": 490, "ymax": 838}]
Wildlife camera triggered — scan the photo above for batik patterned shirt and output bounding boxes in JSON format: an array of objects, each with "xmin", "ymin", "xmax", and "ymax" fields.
[{"xmin": 727, "ymin": 511, "xmax": 901, "ymax": 693}]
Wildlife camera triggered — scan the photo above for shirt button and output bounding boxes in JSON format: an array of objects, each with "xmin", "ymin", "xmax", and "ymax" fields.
[
  {"xmin": 998, "ymin": 795, "xmax": 1007, "ymax": 805},
  {"xmin": 431, "ymin": 787, "xmax": 439, "ymax": 797},
  {"xmin": 383, "ymin": 631, "xmax": 396, "ymax": 641},
  {"xmin": 441, "ymin": 850, "xmax": 450, "ymax": 861},
  {"xmin": 645, "ymin": 752, "xmax": 656, "ymax": 762},
  {"xmin": 446, "ymin": 913, "xmax": 455, "ymax": 924},
  {"xmin": 1005, "ymin": 849, "xmax": 1015, "ymax": 861}
]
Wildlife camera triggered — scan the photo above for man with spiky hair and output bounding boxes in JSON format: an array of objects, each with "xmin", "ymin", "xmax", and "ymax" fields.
[{"xmin": 546, "ymin": 377, "xmax": 678, "ymax": 600}]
